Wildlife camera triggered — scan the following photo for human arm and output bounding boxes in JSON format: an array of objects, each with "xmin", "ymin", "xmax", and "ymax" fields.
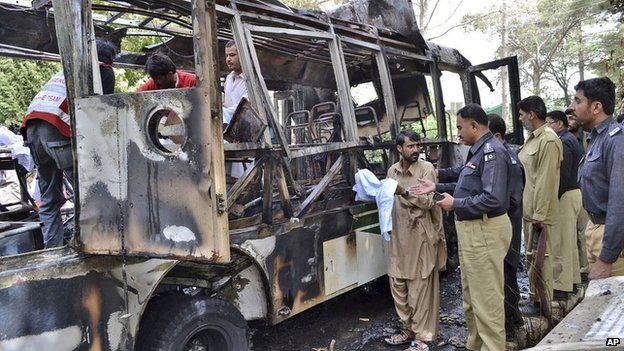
[
  {"xmin": 409, "ymin": 178, "xmax": 456, "ymax": 195},
  {"xmin": 452, "ymin": 149, "xmax": 509, "ymax": 218},
  {"xmin": 531, "ymin": 140, "xmax": 562, "ymax": 224},
  {"xmin": 599, "ymin": 136, "xmax": 624, "ymax": 264},
  {"xmin": 437, "ymin": 165, "xmax": 463, "ymax": 183},
  {"xmin": 402, "ymin": 165, "xmax": 437, "ymax": 210}
]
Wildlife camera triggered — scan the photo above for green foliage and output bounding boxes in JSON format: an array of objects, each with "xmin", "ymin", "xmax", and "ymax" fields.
[
  {"xmin": 114, "ymin": 34, "xmax": 162, "ymax": 92},
  {"xmin": 464, "ymin": 0, "xmax": 621, "ymax": 106},
  {"xmin": 589, "ymin": 22, "xmax": 624, "ymax": 95},
  {"xmin": 281, "ymin": 0, "xmax": 348, "ymax": 10},
  {"xmin": 282, "ymin": 0, "xmax": 321, "ymax": 10},
  {"xmin": 0, "ymin": 58, "xmax": 61, "ymax": 127}
]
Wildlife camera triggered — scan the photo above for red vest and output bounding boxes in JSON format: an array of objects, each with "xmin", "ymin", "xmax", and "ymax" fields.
[{"xmin": 21, "ymin": 71, "xmax": 71, "ymax": 137}]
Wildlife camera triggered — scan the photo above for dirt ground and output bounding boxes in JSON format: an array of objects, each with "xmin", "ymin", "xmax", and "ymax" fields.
[{"xmin": 251, "ymin": 268, "xmax": 469, "ymax": 351}]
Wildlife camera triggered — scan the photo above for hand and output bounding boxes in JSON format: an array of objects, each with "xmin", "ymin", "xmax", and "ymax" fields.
[
  {"xmin": 532, "ymin": 220, "xmax": 544, "ymax": 230},
  {"xmin": 409, "ymin": 178, "xmax": 436, "ymax": 195},
  {"xmin": 436, "ymin": 193, "xmax": 454, "ymax": 211},
  {"xmin": 589, "ymin": 258, "xmax": 612, "ymax": 280}
]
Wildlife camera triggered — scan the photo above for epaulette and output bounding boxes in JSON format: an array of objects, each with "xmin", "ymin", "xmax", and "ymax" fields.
[
  {"xmin": 609, "ymin": 126, "xmax": 621, "ymax": 137},
  {"xmin": 484, "ymin": 142, "xmax": 494, "ymax": 154},
  {"xmin": 484, "ymin": 153, "xmax": 496, "ymax": 162}
]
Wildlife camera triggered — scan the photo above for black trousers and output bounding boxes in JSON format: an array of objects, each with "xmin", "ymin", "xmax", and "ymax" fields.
[{"xmin": 504, "ymin": 204, "xmax": 523, "ymax": 335}]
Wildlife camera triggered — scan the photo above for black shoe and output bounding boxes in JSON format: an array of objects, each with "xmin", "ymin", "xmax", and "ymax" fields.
[
  {"xmin": 505, "ymin": 329, "xmax": 517, "ymax": 342},
  {"xmin": 581, "ymin": 272, "xmax": 589, "ymax": 284},
  {"xmin": 553, "ymin": 289, "xmax": 569, "ymax": 301},
  {"xmin": 520, "ymin": 302, "xmax": 541, "ymax": 316}
]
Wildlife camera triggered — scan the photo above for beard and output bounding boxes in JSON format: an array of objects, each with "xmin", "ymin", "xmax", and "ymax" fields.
[{"xmin": 522, "ymin": 120, "xmax": 533, "ymax": 132}]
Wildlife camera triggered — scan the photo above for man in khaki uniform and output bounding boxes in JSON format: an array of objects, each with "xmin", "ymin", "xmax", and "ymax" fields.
[
  {"xmin": 517, "ymin": 96, "xmax": 563, "ymax": 314},
  {"xmin": 545, "ymin": 110, "xmax": 583, "ymax": 299},
  {"xmin": 384, "ymin": 130, "xmax": 445, "ymax": 351},
  {"xmin": 412, "ymin": 104, "xmax": 512, "ymax": 351},
  {"xmin": 570, "ymin": 77, "xmax": 624, "ymax": 279}
]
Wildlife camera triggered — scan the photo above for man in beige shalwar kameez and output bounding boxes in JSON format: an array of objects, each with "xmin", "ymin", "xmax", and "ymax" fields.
[{"xmin": 384, "ymin": 130, "xmax": 446, "ymax": 351}]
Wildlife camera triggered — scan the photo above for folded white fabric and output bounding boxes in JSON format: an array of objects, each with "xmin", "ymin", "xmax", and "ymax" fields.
[
  {"xmin": 0, "ymin": 126, "xmax": 34, "ymax": 172},
  {"xmin": 352, "ymin": 169, "xmax": 397, "ymax": 241}
]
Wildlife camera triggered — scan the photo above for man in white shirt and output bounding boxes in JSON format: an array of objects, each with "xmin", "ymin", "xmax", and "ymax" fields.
[{"xmin": 223, "ymin": 40, "xmax": 248, "ymax": 124}]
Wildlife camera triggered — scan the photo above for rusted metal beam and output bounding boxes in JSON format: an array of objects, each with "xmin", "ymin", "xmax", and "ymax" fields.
[
  {"xmin": 243, "ymin": 25, "xmax": 292, "ymax": 158},
  {"xmin": 274, "ymin": 161, "xmax": 294, "ymax": 218},
  {"xmin": 192, "ymin": 0, "xmax": 230, "ymax": 260},
  {"xmin": 51, "ymin": 0, "xmax": 95, "ymax": 242},
  {"xmin": 279, "ymin": 157, "xmax": 305, "ymax": 198},
  {"xmin": 226, "ymin": 156, "xmax": 265, "ymax": 211},
  {"xmin": 246, "ymin": 24, "xmax": 334, "ymax": 40},
  {"xmin": 52, "ymin": 0, "xmax": 94, "ymax": 98},
  {"xmin": 327, "ymin": 33, "xmax": 357, "ymax": 142},
  {"xmin": 262, "ymin": 157, "xmax": 275, "ymax": 224},
  {"xmin": 294, "ymin": 155, "xmax": 343, "ymax": 218}
]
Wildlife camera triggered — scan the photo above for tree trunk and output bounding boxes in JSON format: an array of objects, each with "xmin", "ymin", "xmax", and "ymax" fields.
[
  {"xmin": 532, "ymin": 64, "xmax": 541, "ymax": 95},
  {"xmin": 500, "ymin": 0, "xmax": 510, "ymax": 122},
  {"xmin": 418, "ymin": 0, "xmax": 429, "ymax": 34},
  {"xmin": 578, "ymin": 23, "xmax": 585, "ymax": 81}
]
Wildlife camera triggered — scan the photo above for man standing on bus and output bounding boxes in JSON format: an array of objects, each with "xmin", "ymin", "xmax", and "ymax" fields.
[
  {"xmin": 384, "ymin": 130, "xmax": 445, "ymax": 351},
  {"xmin": 222, "ymin": 40, "xmax": 248, "ymax": 124},
  {"xmin": 137, "ymin": 53, "xmax": 196, "ymax": 91}
]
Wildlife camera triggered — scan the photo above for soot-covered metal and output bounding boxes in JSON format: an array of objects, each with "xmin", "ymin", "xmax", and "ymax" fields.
[{"xmin": 74, "ymin": 88, "xmax": 229, "ymax": 262}]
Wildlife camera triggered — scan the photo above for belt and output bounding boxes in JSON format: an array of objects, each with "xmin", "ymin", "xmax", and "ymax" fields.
[
  {"xmin": 455, "ymin": 210, "xmax": 507, "ymax": 222},
  {"xmin": 588, "ymin": 212, "xmax": 606, "ymax": 225}
]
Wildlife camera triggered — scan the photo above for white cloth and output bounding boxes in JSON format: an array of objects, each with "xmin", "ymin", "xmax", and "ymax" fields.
[
  {"xmin": 353, "ymin": 169, "xmax": 398, "ymax": 241},
  {"xmin": 223, "ymin": 71, "xmax": 248, "ymax": 123},
  {"xmin": 0, "ymin": 126, "xmax": 34, "ymax": 172}
]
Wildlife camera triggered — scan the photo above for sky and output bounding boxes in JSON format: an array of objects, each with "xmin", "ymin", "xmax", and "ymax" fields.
[{"xmin": 417, "ymin": 0, "xmax": 504, "ymax": 108}]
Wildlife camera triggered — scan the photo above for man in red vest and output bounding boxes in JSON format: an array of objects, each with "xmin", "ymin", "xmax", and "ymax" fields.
[
  {"xmin": 137, "ymin": 53, "xmax": 196, "ymax": 91},
  {"xmin": 21, "ymin": 39, "xmax": 116, "ymax": 248}
]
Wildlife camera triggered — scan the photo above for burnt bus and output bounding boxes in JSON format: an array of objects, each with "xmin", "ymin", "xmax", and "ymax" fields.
[{"xmin": 0, "ymin": 0, "xmax": 522, "ymax": 350}]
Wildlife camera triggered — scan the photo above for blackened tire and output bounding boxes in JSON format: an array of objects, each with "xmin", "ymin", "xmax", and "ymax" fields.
[{"xmin": 136, "ymin": 294, "xmax": 250, "ymax": 351}]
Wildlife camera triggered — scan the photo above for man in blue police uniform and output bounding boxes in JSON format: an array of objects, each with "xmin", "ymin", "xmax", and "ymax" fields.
[
  {"xmin": 570, "ymin": 77, "xmax": 624, "ymax": 279},
  {"xmin": 411, "ymin": 104, "xmax": 512, "ymax": 351},
  {"xmin": 487, "ymin": 114, "xmax": 524, "ymax": 340}
]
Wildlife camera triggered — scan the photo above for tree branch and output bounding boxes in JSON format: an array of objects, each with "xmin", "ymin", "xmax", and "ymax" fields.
[{"xmin": 427, "ymin": 12, "xmax": 494, "ymax": 40}]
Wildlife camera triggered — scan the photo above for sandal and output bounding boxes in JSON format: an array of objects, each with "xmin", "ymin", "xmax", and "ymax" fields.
[
  {"xmin": 404, "ymin": 340, "xmax": 429, "ymax": 351},
  {"xmin": 384, "ymin": 330, "xmax": 413, "ymax": 345}
]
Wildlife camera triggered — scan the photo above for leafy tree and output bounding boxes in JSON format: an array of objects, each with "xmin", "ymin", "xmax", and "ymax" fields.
[
  {"xmin": 464, "ymin": 0, "xmax": 614, "ymax": 106},
  {"xmin": 282, "ymin": 0, "xmax": 322, "ymax": 9},
  {"xmin": 0, "ymin": 58, "xmax": 60, "ymax": 127},
  {"xmin": 589, "ymin": 22, "xmax": 624, "ymax": 94}
]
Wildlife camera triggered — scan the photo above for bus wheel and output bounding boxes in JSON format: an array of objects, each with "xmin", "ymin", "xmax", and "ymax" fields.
[{"xmin": 137, "ymin": 294, "xmax": 250, "ymax": 351}]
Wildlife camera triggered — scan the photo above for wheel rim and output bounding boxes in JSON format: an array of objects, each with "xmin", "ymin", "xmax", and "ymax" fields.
[{"xmin": 182, "ymin": 325, "xmax": 230, "ymax": 351}]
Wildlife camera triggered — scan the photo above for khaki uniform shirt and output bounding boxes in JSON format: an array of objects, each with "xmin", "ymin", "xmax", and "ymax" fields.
[
  {"xmin": 518, "ymin": 124, "xmax": 563, "ymax": 225},
  {"xmin": 387, "ymin": 160, "xmax": 446, "ymax": 280}
]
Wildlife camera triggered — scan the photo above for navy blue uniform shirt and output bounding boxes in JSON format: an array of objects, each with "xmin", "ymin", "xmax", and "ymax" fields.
[
  {"xmin": 439, "ymin": 133, "xmax": 511, "ymax": 221},
  {"xmin": 579, "ymin": 118, "xmax": 624, "ymax": 263}
]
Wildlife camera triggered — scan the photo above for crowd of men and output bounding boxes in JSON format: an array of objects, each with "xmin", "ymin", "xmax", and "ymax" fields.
[
  {"xmin": 385, "ymin": 77, "xmax": 624, "ymax": 351},
  {"xmin": 21, "ymin": 38, "xmax": 247, "ymax": 248}
]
